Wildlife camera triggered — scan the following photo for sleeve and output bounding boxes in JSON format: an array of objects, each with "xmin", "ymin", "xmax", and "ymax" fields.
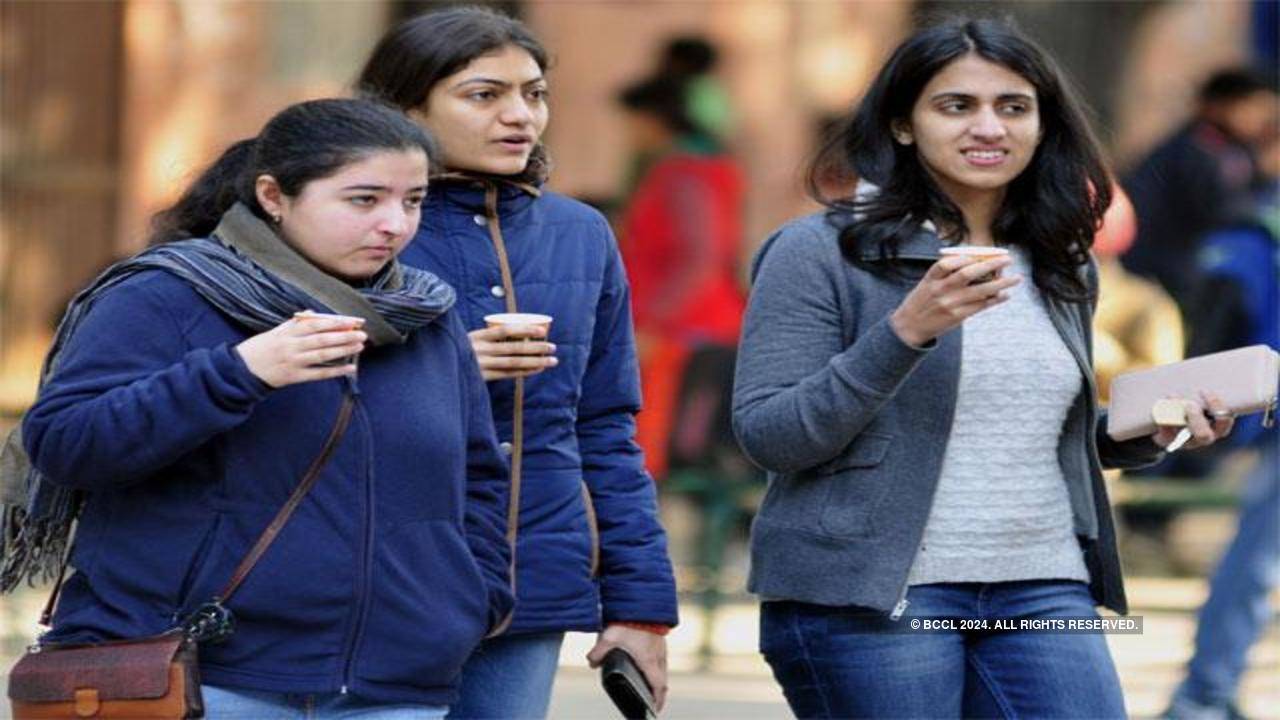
[
  {"xmin": 731, "ymin": 223, "xmax": 931, "ymax": 474},
  {"xmin": 452, "ymin": 314, "xmax": 516, "ymax": 631},
  {"xmin": 577, "ymin": 221, "xmax": 679, "ymax": 627},
  {"xmin": 1095, "ymin": 416, "xmax": 1166, "ymax": 470},
  {"xmin": 21, "ymin": 274, "xmax": 271, "ymax": 490}
]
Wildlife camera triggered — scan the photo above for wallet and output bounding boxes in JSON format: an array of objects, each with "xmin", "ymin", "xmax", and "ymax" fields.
[
  {"xmin": 1107, "ymin": 344, "xmax": 1280, "ymax": 441},
  {"xmin": 600, "ymin": 648, "xmax": 657, "ymax": 719}
]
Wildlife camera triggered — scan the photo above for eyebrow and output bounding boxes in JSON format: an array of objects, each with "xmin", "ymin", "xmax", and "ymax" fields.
[
  {"xmin": 930, "ymin": 92, "xmax": 1036, "ymax": 103},
  {"xmin": 452, "ymin": 76, "xmax": 546, "ymax": 91},
  {"xmin": 341, "ymin": 184, "xmax": 429, "ymax": 192}
]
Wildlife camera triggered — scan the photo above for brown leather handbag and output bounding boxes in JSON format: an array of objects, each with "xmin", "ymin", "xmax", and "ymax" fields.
[{"xmin": 8, "ymin": 394, "xmax": 355, "ymax": 719}]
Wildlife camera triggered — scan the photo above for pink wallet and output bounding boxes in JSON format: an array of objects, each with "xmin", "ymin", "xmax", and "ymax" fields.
[{"xmin": 1107, "ymin": 345, "xmax": 1280, "ymax": 441}]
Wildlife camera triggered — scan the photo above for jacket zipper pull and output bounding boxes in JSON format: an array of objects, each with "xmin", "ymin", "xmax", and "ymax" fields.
[
  {"xmin": 890, "ymin": 597, "xmax": 911, "ymax": 621},
  {"xmin": 1263, "ymin": 397, "xmax": 1277, "ymax": 429}
]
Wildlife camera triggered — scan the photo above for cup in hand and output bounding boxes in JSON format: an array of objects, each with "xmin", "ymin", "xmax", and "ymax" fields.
[
  {"xmin": 293, "ymin": 310, "xmax": 366, "ymax": 367},
  {"xmin": 939, "ymin": 246, "xmax": 1010, "ymax": 283},
  {"xmin": 483, "ymin": 313, "xmax": 554, "ymax": 339}
]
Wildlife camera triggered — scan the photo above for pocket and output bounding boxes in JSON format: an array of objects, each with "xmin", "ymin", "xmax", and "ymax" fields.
[
  {"xmin": 357, "ymin": 520, "xmax": 489, "ymax": 688},
  {"xmin": 817, "ymin": 433, "xmax": 894, "ymax": 537}
]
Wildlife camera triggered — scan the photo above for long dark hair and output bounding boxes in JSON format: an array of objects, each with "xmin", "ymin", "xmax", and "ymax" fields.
[
  {"xmin": 810, "ymin": 18, "xmax": 1111, "ymax": 302},
  {"xmin": 150, "ymin": 98, "xmax": 435, "ymax": 246},
  {"xmin": 355, "ymin": 5, "xmax": 551, "ymax": 184}
]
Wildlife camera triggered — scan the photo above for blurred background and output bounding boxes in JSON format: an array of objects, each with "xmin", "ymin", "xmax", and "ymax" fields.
[{"xmin": 1, "ymin": 0, "xmax": 1277, "ymax": 717}]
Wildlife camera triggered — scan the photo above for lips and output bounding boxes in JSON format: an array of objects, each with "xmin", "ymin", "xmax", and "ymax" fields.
[
  {"xmin": 962, "ymin": 148, "xmax": 1009, "ymax": 167},
  {"xmin": 495, "ymin": 135, "xmax": 533, "ymax": 153}
]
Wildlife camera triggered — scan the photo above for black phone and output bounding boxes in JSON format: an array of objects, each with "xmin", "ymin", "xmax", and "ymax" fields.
[{"xmin": 600, "ymin": 647, "xmax": 657, "ymax": 719}]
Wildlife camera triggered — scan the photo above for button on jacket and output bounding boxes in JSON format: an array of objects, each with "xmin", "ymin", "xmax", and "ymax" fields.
[
  {"xmin": 399, "ymin": 178, "xmax": 678, "ymax": 633},
  {"xmin": 22, "ymin": 268, "xmax": 513, "ymax": 706}
]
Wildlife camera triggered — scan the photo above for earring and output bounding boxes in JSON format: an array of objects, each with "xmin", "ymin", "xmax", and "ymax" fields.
[
  {"xmin": 270, "ymin": 214, "xmax": 282, "ymax": 225},
  {"xmin": 894, "ymin": 133, "xmax": 913, "ymax": 146}
]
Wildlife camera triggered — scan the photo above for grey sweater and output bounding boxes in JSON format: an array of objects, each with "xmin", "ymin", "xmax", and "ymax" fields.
[{"xmin": 732, "ymin": 213, "xmax": 1164, "ymax": 616}]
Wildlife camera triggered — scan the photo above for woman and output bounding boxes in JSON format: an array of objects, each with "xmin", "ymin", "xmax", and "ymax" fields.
[
  {"xmin": 732, "ymin": 19, "xmax": 1234, "ymax": 718},
  {"xmin": 358, "ymin": 8, "xmax": 678, "ymax": 718},
  {"xmin": 11, "ymin": 98, "xmax": 512, "ymax": 718}
]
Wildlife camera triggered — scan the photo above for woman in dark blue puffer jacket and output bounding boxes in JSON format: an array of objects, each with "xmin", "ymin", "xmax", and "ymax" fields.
[
  {"xmin": 14, "ymin": 99, "xmax": 513, "ymax": 718},
  {"xmin": 358, "ymin": 7, "xmax": 679, "ymax": 718}
]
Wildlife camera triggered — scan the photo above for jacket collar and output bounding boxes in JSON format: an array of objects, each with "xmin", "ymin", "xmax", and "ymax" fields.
[{"xmin": 427, "ymin": 173, "xmax": 540, "ymax": 217}]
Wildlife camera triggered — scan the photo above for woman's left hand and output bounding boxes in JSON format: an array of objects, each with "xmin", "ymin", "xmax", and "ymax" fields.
[{"xmin": 1151, "ymin": 392, "xmax": 1235, "ymax": 451}]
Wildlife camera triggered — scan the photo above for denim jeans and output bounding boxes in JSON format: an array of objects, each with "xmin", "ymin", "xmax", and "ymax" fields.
[
  {"xmin": 201, "ymin": 685, "xmax": 447, "ymax": 719},
  {"xmin": 446, "ymin": 632, "xmax": 565, "ymax": 719},
  {"xmin": 1170, "ymin": 436, "xmax": 1279, "ymax": 718},
  {"xmin": 760, "ymin": 579, "xmax": 1127, "ymax": 719}
]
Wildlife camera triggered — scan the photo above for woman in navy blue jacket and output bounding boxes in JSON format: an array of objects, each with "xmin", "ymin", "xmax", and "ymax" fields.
[
  {"xmin": 13, "ymin": 99, "xmax": 512, "ymax": 718},
  {"xmin": 358, "ymin": 8, "xmax": 679, "ymax": 717}
]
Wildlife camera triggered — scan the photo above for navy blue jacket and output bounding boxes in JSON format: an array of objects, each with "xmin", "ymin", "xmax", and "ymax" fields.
[
  {"xmin": 400, "ymin": 180, "xmax": 678, "ymax": 633},
  {"xmin": 22, "ymin": 268, "xmax": 513, "ymax": 706}
]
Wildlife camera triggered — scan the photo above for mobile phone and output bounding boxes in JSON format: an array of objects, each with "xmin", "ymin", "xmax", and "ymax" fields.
[{"xmin": 600, "ymin": 647, "xmax": 657, "ymax": 719}]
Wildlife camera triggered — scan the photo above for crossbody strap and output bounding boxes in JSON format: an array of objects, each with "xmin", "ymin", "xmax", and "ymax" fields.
[{"xmin": 39, "ymin": 392, "xmax": 356, "ymax": 633}]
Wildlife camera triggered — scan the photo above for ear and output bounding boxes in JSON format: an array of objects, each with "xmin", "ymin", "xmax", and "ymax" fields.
[
  {"xmin": 255, "ymin": 175, "xmax": 286, "ymax": 224},
  {"xmin": 890, "ymin": 119, "xmax": 914, "ymax": 146}
]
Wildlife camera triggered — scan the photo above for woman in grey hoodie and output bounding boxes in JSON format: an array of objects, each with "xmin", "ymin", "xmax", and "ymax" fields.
[{"xmin": 733, "ymin": 18, "xmax": 1234, "ymax": 719}]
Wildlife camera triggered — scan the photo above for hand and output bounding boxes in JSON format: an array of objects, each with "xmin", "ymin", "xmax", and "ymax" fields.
[
  {"xmin": 236, "ymin": 316, "xmax": 366, "ymax": 388},
  {"xmin": 469, "ymin": 324, "xmax": 557, "ymax": 381},
  {"xmin": 1151, "ymin": 392, "xmax": 1235, "ymax": 450},
  {"xmin": 889, "ymin": 255, "xmax": 1021, "ymax": 347},
  {"xmin": 586, "ymin": 624, "xmax": 669, "ymax": 712}
]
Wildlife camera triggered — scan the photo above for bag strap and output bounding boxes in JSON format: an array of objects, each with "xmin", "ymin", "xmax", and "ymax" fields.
[{"xmin": 39, "ymin": 392, "xmax": 356, "ymax": 629}]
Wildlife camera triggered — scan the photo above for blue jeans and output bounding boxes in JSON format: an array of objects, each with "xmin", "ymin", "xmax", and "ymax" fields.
[
  {"xmin": 760, "ymin": 580, "xmax": 1127, "ymax": 719},
  {"xmin": 1171, "ymin": 437, "xmax": 1279, "ymax": 715},
  {"xmin": 201, "ymin": 685, "xmax": 447, "ymax": 719},
  {"xmin": 446, "ymin": 632, "xmax": 565, "ymax": 719}
]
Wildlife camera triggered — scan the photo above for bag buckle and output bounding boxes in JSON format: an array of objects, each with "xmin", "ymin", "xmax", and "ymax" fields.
[{"xmin": 182, "ymin": 599, "xmax": 235, "ymax": 644}]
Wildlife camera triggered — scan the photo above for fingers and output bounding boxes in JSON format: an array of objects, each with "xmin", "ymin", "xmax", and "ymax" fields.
[
  {"xmin": 469, "ymin": 324, "xmax": 549, "ymax": 343},
  {"xmin": 1200, "ymin": 391, "xmax": 1235, "ymax": 441},
  {"xmin": 931, "ymin": 255, "xmax": 1014, "ymax": 286}
]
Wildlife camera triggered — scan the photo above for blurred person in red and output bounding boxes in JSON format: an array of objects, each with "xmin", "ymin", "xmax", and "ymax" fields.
[
  {"xmin": 1121, "ymin": 69, "xmax": 1278, "ymax": 320},
  {"xmin": 617, "ymin": 76, "xmax": 746, "ymax": 480}
]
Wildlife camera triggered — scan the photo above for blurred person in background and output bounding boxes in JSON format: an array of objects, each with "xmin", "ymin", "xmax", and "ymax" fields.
[
  {"xmin": 1091, "ymin": 185, "xmax": 1185, "ymax": 404},
  {"xmin": 1121, "ymin": 68, "xmax": 1278, "ymax": 325},
  {"xmin": 1163, "ymin": 136, "xmax": 1280, "ymax": 720},
  {"xmin": 4, "ymin": 98, "xmax": 513, "ymax": 718},
  {"xmin": 357, "ymin": 7, "xmax": 677, "ymax": 718},
  {"xmin": 616, "ymin": 75, "xmax": 745, "ymax": 481},
  {"xmin": 733, "ymin": 18, "xmax": 1235, "ymax": 718}
]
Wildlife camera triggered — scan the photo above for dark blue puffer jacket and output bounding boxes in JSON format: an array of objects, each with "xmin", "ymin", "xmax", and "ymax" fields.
[
  {"xmin": 399, "ymin": 178, "xmax": 678, "ymax": 633},
  {"xmin": 22, "ymin": 267, "xmax": 513, "ymax": 706}
]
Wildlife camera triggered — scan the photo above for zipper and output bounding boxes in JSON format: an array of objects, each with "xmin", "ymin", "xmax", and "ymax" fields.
[
  {"xmin": 1264, "ymin": 397, "xmax": 1277, "ymax": 429},
  {"xmin": 338, "ymin": 397, "xmax": 375, "ymax": 693},
  {"xmin": 889, "ymin": 311, "xmax": 964, "ymax": 622}
]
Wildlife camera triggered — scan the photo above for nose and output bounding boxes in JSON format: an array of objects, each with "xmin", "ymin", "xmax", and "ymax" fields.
[
  {"xmin": 970, "ymin": 107, "xmax": 1007, "ymax": 141},
  {"xmin": 377, "ymin": 204, "xmax": 413, "ymax": 237},
  {"xmin": 499, "ymin": 96, "xmax": 535, "ymax": 127}
]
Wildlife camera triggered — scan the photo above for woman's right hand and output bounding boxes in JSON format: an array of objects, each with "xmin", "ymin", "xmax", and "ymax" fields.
[
  {"xmin": 236, "ymin": 316, "xmax": 367, "ymax": 388},
  {"xmin": 468, "ymin": 324, "xmax": 558, "ymax": 381},
  {"xmin": 889, "ymin": 255, "xmax": 1021, "ymax": 347}
]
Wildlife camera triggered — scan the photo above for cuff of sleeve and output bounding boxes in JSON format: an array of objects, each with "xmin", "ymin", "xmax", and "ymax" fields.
[
  {"xmin": 610, "ymin": 621, "xmax": 673, "ymax": 636},
  {"xmin": 217, "ymin": 343, "xmax": 274, "ymax": 401},
  {"xmin": 831, "ymin": 316, "xmax": 932, "ymax": 396}
]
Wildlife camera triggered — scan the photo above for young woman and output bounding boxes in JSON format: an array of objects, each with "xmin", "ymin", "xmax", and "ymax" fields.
[
  {"xmin": 11, "ymin": 98, "xmax": 512, "ymax": 719},
  {"xmin": 358, "ymin": 8, "xmax": 677, "ymax": 718},
  {"xmin": 732, "ymin": 19, "xmax": 1235, "ymax": 718}
]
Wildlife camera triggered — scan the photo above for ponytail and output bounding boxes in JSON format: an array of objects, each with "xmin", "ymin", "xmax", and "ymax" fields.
[{"xmin": 148, "ymin": 138, "xmax": 260, "ymax": 246}]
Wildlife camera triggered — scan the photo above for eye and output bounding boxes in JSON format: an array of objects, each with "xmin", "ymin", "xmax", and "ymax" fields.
[
  {"xmin": 348, "ymin": 195, "xmax": 378, "ymax": 207},
  {"xmin": 999, "ymin": 103, "xmax": 1031, "ymax": 116},
  {"xmin": 467, "ymin": 90, "xmax": 497, "ymax": 102},
  {"xmin": 404, "ymin": 195, "xmax": 425, "ymax": 209},
  {"xmin": 526, "ymin": 87, "xmax": 549, "ymax": 102},
  {"xmin": 938, "ymin": 100, "xmax": 968, "ymax": 114}
]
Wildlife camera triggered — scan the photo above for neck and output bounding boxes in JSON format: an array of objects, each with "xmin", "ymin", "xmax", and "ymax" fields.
[{"xmin": 944, "ymin": 185, "xmax": 1005, "ymax": 246}]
